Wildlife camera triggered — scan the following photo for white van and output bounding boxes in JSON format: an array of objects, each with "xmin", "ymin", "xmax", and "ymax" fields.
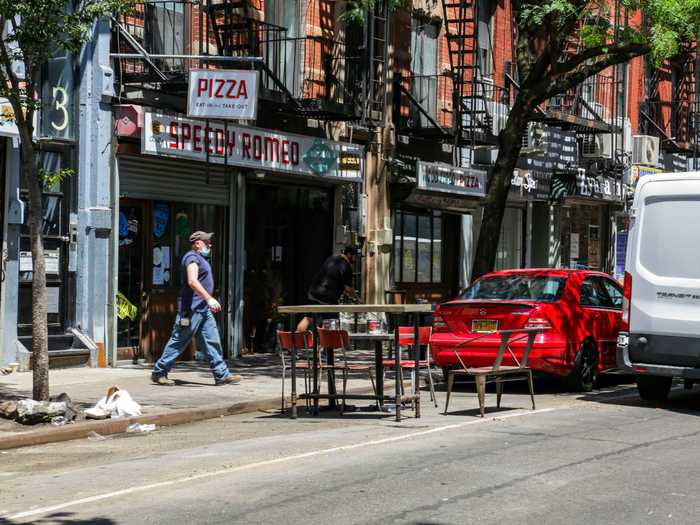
[{"xmin": 617, "ymin": 172, "xmax": 700, "ymax": 400}]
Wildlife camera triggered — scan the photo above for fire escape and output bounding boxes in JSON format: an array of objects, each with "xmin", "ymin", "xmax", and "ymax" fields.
[
  {"xmin": 112, "ymin": 0, "xmax": 368, "ymax": 123},
  {"xmin": 640, "ymin": 43, "xmax": 698, "ymax": 156}
]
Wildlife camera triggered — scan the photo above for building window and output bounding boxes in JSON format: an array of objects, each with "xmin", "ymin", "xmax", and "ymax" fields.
[
  {"xmin": 411, "ymin": 18, "xmax": 439, "ymax": 126},
  {"xmin": 394, "ymin": 209, "xmax": 442, "ymax": 284},
  {"xmin": 494, "ymin": 206, "xmax": 523, "ymax": 271}
]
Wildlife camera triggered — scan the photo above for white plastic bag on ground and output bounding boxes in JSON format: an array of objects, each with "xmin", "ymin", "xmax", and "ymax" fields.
[{"xmin": 88, "ymin": 386, "xmax": 142, "ymax": 419}]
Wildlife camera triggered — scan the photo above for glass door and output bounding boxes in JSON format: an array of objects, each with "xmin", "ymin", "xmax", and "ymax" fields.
[{"xmin": 18, "ymin": 149, "xmax": 73, "ymax": 337}]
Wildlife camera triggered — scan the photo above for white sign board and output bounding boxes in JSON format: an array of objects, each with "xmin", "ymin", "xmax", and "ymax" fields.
[
  {"xmin": 416, "ymin": 161, "xmax": 486, "ymax": 198},
  {"xmin": 187, "ymin": 69, "xmax": 259, "ymax": 120},
  {"xmin": 142, "ymin": 110, "xmax": 363, "ymax": 181},
  {"xmin": 570, "ymin": 233, "xmax": 580, "ymax": 260}
]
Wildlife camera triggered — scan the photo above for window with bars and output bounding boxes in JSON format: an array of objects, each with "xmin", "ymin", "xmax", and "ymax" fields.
[{"xmin": 393, "ymin": 209, "xmax": 443, "ymax": 284}]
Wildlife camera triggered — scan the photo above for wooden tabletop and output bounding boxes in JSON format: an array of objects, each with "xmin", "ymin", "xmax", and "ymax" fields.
[{"xmin": 278, "ymin": 304, "xmax": 433, "ymax": 314}]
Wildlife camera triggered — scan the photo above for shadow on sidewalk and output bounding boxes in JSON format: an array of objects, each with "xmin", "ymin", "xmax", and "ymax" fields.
[{"xmin": 0, "ymin": 512, "xmax": 115, "ymax": 524}]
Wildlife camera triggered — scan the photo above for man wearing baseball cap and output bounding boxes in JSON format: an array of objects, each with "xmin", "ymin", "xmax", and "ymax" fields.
[{"xmin": 151, "ymin": 231, "xmax": 241, "ymax": 386}]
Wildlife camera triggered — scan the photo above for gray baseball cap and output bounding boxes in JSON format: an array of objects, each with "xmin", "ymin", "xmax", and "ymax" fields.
[{"xmin": 189, "ymin": 231, "xmax": 214, "ymax": 243}]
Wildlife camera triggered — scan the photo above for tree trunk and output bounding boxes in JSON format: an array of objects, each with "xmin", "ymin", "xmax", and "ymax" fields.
[
  {"xmin": 471, "ymin": 98, "xmax": 534, "ymax": 280},
  {"xmin": 23, "ymin": 151, "xmax": 50, "ymax": 401}
]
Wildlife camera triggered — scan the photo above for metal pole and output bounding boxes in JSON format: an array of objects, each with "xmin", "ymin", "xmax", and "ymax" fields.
[
  {"xmin": 394, "ymin": 319, "xmax": 401, "ymax": 421},
  {"xmin": 413, "ymin": 312, "xmax": 421, "ymax": 418},
  {"xmin": 290, "ymin": 313, "xmax": 297, "ymax": 419}
]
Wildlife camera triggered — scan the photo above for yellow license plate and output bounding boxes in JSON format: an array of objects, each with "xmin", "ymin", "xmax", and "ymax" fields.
[{"xmin": 471, "ymin": 319, "xmax": 498, "ymax": 333}]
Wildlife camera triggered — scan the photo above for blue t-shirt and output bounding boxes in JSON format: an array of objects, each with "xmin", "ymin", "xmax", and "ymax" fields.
[{"xmin": 178, "ymin": 250, "xmax": 214, "ymax": 314}]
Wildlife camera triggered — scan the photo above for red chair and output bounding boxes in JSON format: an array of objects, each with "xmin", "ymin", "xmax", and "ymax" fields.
[
  {"xmin": 382, "ymin": 326, "xmax": 437, "ymax": 407},
  {"xmin": 277, "ymin": 330, "xmax": 328, "ymax": 413},
  {"xmin": 318, "ymin": 328, "xmax": 377, "ymax": 414}
]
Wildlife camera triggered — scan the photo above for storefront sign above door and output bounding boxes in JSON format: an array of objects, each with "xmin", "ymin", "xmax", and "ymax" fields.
[
  {"xmin": 142, "ymin": 110, "xmax": 363, "ymax": 182},
  {"xmin": 187, "ymin": 69, "xmax": 259, "ymax": 120},
  {"xmin": 416, "ymin": 161, "xmax": 486, "ymax": 198}
]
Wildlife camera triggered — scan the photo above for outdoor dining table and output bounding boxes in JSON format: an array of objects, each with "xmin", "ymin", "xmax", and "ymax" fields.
[{"xmin": 277, "ymin": 304, "xmax": 434, "ymax": 421}]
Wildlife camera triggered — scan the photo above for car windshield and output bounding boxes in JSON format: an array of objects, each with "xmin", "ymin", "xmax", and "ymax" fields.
[{"xmin": 461, "ymin": 275, "xmax": 567, "ymax": 302}]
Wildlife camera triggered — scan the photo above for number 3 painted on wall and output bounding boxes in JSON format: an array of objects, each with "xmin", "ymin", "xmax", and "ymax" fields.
[{"xmin": 51, "ymin": 86, "xmax": 69, "ymax": 132}]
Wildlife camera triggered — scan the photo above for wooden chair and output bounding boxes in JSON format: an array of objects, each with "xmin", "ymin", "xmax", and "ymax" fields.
[
  {"xmin": 444, "ymin": 328, "xmax": 544, "ymax": 417},
  {"xmin": 277, "ymin": 330, "xmax": 327, "ymax": 413},
  {"xmin": 382, "ymin": 326, "xmax": 438, "ymax": 408},
  {"xmin": 318, "ymin": 328, "xmax": 377, "ymax": 414}
]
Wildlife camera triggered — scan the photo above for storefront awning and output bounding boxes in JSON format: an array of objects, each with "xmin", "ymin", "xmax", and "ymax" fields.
[{"xmin": 550, "ymin": 168, "xmax": 625, "ymax": 203}]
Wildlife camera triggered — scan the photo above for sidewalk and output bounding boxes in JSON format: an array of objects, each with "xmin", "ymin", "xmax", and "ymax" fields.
[{"xmin": 0, "ymin": 354, "xmax": 378, "ymax": 449}]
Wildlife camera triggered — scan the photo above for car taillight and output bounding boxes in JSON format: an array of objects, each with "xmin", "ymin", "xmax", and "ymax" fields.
[
  {"xmin": 524, "ymin": 317, "xmax": 552, "ymax": 330},
  {"xmin": 432, "ymin": 313, "xmax": 449, "ymax": 332},
  {"xmin": 621, "ymin": 271, "xmax": 632, "ymax": 330}
]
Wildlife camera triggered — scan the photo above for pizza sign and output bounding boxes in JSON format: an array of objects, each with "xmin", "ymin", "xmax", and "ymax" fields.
[{"xmin": 187, "ymin": 69, "xmax": 259, "ymax": 120}]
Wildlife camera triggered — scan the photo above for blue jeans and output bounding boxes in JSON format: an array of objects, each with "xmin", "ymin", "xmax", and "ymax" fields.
[{"xmin": 152, "ymin": 310, "xmax": 231, "ymax": 383}]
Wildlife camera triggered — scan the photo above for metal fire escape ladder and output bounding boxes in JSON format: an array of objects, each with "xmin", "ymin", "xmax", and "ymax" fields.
[
  {"xmin": 442, "ymin": 0, "xmax": 492, "ymax": 165},
  {"xmin": 112, "ymin": 16, "xmax": 169, "ymax": 82},
  {"xmin": 364, "ymin": 2, "xmax": 390, "ymax": 125},
  {"xmin": 204, "ymin": 0, "xmax": 302, "ymax": 110}
]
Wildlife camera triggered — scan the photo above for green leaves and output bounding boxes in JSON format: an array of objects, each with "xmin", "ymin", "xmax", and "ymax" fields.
[{"xmin": 342, "ymin": 0, "xmax": 409, "ymax": 25}]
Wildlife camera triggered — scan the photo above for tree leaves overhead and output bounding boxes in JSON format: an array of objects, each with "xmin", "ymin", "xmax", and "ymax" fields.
[{"xmin": 342, "ymin": 0, "xmax": 410, "ymax": 24}]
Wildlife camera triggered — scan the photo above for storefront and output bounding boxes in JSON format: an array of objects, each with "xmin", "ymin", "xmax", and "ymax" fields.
[
  {"xmin": 391, "ymin": 160, "xmax": 487, "ymax": 302},
  {"xmin": 117, "ymin": 107, "xmax": 363, "ymax": 360},
  {"xmin": 551, "ymin": 168, "xmax": 625, "ymax": 272}
]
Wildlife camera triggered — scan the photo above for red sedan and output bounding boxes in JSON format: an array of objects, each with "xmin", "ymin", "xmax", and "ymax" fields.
[{"xmin": 430, "ymin": 269, "xmax": 624, "ymax": 391}]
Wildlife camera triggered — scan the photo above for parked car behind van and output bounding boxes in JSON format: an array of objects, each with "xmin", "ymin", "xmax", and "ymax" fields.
[{"xmin": 617, "ymin": 172, "xmax": 700, "ymax": 400}]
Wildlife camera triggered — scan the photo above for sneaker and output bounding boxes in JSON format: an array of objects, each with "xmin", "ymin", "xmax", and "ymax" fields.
[
  {"xmin": 151, "ymin": 375, "xmax": 175, "ymax": 386},
  {"xmin": 216, "ymin": 374, "xmax": 242, "ymax": 385}
]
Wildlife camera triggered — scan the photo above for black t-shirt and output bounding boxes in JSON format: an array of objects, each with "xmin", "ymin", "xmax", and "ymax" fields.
[{"xmin": 307, "ymin": 254, "xmax": 353, "ymax": 304}]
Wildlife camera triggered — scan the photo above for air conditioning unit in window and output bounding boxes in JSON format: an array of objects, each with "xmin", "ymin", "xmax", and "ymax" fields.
[
  {"xmin": 632, "ymin": 135, "xmax": 660, "ymax": 165},
  {"xmin": 521, "ymin": 122, "xmax": 546, "ymax": 150},
  {"xmin": 581, "ymin": 133, "xmax": 613, "ymax": 158}
]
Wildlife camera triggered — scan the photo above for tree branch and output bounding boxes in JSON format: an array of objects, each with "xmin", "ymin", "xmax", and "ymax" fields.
[
  {"xmin": 546, "ymin": 43, "xmax": 651, "ymax": 98},
  {"xmin": 555, "ymin": 42, "xmax": 649, "ymax": 75}
]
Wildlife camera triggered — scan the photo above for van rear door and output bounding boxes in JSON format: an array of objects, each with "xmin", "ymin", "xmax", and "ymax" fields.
[{"xmin": 629, "ymin": 176, "xmax": 700, "ymax": 366}]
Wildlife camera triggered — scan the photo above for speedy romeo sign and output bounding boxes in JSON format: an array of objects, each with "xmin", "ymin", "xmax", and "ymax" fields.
[
  {"xmin": 142, "ymin": 110, "xmax": 363, "ymax": 181},
  {"xmin": 187, "ymin": 69, "xmax": 259, "ymax": 120}
]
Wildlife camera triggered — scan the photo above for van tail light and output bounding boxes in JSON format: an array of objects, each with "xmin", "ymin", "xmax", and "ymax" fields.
[
  {"xmin": 432, "ymin": 313, "xmax": 449, "ymax": 333},
  {"xmin": 524, "ymin": 317, "xmax": 552, "ymax": 330},
  {"xmin": 621, "ymin": 271, "xmax": 632, "ymax": 330}
]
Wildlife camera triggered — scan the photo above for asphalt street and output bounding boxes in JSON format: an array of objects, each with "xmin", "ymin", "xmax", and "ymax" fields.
[{"xmin": 3, "ymin": 378, "xmax": 700, "ymax": 524}]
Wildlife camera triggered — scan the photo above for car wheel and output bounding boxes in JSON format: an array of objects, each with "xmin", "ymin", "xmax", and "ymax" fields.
[
  {"xmin": 636, "ymin": 375, "xmax": 672, "ymax": 401},
  {"xmin": 566, "ymin": 342, "xmax": 598, "ymax": 392}
]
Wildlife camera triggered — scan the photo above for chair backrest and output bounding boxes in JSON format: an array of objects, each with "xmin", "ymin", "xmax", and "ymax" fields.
[
  {"xmin": 317, "ymin": 328, "xmax": 349, "ymax": 350},
  {"xmin": 277, "ymin": 331, "xmax": 313, "ymax": 353},
  {"xmin": 398, "ymin": 326, "xmax": 432, "ymax": 346}
]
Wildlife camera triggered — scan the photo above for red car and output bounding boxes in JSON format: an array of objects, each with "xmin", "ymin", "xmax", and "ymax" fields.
[{"xmin": 430, "ymin": 269, "xmax": 624, "ymax": 391}]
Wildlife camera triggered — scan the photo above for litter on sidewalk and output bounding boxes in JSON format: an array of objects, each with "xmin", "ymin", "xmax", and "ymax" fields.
[
  {"xmin": 85, "ymin": 386, "xmax": 142, "ymax": 419},
  {"xmin": 126, "ymin": 423, "xmax": 156, "ymax": 433}
]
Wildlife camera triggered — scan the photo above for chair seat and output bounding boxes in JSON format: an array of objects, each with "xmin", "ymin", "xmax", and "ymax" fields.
[
  {"xmin": 334, "ymin": 362, "xmax": 373, "ymax": 371},
  {"xmin": 382, "ymin": 359, "xmax": 430, "ymax": 368},
  {"xmin": 453, "ymin": 365, "xmax": 529, "ymax": 375}
]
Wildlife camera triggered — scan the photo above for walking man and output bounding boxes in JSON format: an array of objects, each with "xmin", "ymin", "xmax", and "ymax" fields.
[{"xmin": 151, "ymin": 231, "xmax": 241, "ymax": 386}]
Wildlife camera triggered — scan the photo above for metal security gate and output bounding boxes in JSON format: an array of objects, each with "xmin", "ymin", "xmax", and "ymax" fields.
[{"xmin": 117, "ymin": 154, "xmax": 231, "ymax": 205}]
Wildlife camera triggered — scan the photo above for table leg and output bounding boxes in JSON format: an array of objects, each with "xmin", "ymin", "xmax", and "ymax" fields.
[
  {"xmin": 394, "ymin": 321, "xmax": 401, "ymax": 422},
  {"xmin": 375, "ymin": 340, "xmax": 384, "ymax": 406},
  {"xmin": 312, "ymin": 314, "xmax": 319, "ymax": 415},
  {"xmin": 414, "ymin": 313, "xmax": 421, "ymax": 418},
  {"xmin": 290, "ymin": 314, "xmax": 297, "ymax": 419},
  {"xmin": 327, "ymin": 348, "xmax": 337, "ymax": 408}
]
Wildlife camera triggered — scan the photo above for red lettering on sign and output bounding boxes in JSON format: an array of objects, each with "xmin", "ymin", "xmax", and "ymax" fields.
[
  {"xmin": 264, "ymin": 137, "xmax": 279, "ymax": 163},
  {"xmin": 204, "ymin": 127, "xmax": 214, "ymax": 154},
  {"xmin": 227, "ymin": 130, "xmax": 236, "ymax": 156},
  {"xmin": 215, "ymin": 129, "xmax": 224, "ymax": 155},
  {"xmin": 242, "ymin": 133, "xmax": 251, "ymax": 158},
  {"xmin": 290, "ymin": 142, "xmax": 299, "ymax": 165},
  {"xmin": 197, "ymin": 78, "xmax": 208, "ymax": 97},
  {"xmin": 281, "ymin": 140, "xmax": 290, "ymax": 164},
  {"xmin": 169, "ymin": 122, "xmax": 178, "ymax": 149},
  {"xmin": 238, "ymin": 80, "xmax": 248, "ymax": 99},
  {"xmin": 193, "ymin": 125, "xmax": 202, "ymax": 152},
  {"xmin": 180, "ymin": 123, "xmax": 191, "ymax": 150},
  {"xmin": 214, "ymin": 78, "xmax": 225, "ymax": 98},
  {"xmin": 226, "ymin": 79, "xmax": 237, "ymax": 98},
  {"xmin": 253, "ymin": 135, "xmax": 262, "ymax": 160}
]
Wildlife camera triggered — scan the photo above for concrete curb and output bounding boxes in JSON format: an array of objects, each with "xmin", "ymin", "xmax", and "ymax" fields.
[
  {"xmin": 0, "ymin": 386, "xmax": 381, "ymax": 451},
  {"xmin": 0, "ymin": 396, "xmax": 285, "ymax": 451}
]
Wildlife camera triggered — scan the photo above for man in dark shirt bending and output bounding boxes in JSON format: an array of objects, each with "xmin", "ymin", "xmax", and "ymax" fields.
[{"xmin": 297, "ymin": 245, "xmax": 360, "ymax": 332}]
